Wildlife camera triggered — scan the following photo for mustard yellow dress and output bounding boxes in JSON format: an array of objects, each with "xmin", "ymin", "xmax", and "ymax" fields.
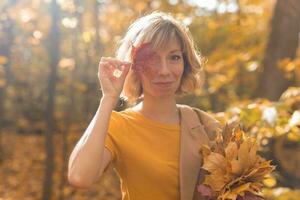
[{"xmin": 105, "ymin": 109, "xmax": 181, "ymax": 200}]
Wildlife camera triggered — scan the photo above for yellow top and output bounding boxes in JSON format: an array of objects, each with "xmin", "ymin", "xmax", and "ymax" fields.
[{"xmin": 104, "ymin": 109, "xmax": 181, "ymax": 200}]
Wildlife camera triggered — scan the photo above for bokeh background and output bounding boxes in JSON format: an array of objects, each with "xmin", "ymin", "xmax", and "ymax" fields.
[{"xmin": 0, "ymin": 0, "xmax": 300, "ymax": 199}]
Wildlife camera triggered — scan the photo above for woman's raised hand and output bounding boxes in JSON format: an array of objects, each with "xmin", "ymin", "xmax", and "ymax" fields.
[{"xmin": 98, "ymin": 57, "xmax": 131, "ymax": 100}]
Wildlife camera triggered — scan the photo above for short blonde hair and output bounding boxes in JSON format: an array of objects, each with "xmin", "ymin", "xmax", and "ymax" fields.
[{"xmin": 116, "ymin": 11, "xmax": 204, "ymax": 105}]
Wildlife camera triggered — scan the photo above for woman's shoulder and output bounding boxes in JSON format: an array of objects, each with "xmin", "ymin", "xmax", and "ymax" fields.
[
  {"xmin": 192, "ymin": 107, "xmax": 221, "ymax": 126},
  {"xmin": 108, "ymin": 109, "xmax": 136, "ymax": 134},
  {"xmin": 177, "ymin": 104, "xmax": 223, "ymax": 139},
  {"xmin": 111, "ymin": 108, "xmax": 138, "ymax": 121},
  {"xmin": 177, "ymin": 104, "xmax": 220, "ymax": 124}
]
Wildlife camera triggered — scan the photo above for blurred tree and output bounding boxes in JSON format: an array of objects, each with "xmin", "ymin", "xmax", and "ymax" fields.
[
  {"xmin": 0, "ymin": 0, "xmax": 16, "ymax": 163},
  {"xmin": 57, "ymin": 0, "xmax": 83, "ymax": 199},
  {"xmin": 42, "ymin": 0, "xmax": 60, "ymax": 199},
  {"xmin": 1, "ymin": 0, "xmax": 300, "ymax": 199},
  {"xmin": 255, "ymin": 0, "xmax": 300, "ymax": 100}
]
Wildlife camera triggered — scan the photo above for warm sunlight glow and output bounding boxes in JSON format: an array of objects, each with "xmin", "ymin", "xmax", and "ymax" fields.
[
  {"xmin": 59, "ymin": 58, "xmax": 75, "ymax": 70},
  {"xmin": 20, "ymin": 9, "xmax": 33, "ymax": 23},
  {"xmin": 187, "ymin": 0, "xmax": 238, "ymax": 13},
  {"xmin": 33, "ymin": 30, "xmax": 43, "ymax": 39},
  {"xmin": 61, "ymin": 17, "xmax": 77, "ymax": 29},
  {"xmin": 188, "ymin": 0, "xmax": 218, "ymax": 10}
]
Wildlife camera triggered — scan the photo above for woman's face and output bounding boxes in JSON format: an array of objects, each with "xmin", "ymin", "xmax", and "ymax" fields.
[{"xmin": 136, "ymin": 36, "xmax": 184, "ymax": 98}]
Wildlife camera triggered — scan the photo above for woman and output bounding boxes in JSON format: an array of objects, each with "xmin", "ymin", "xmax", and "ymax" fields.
[{"xmin": 68, "ymin": 11, "xmax": 222, "ymax": 200}]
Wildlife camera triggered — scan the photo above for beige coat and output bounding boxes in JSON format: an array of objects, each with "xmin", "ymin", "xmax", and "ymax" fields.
[{"xmin": 177, "ymin": 104, "xmax": 223, "ymax": 200}]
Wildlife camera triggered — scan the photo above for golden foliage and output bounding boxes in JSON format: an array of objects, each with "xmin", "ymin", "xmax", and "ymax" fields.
[{"xmin": 198, "ymin": 125, "xmax": 275, "ymax": 200}]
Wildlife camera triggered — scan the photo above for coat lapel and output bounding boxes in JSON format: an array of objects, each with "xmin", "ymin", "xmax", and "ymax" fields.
[{"xmin": 178, "ymin": 105, "xmax": 211, "ymax": 200}]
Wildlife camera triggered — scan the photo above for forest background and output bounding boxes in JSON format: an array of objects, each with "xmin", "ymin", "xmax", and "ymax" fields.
[{"xmin": 1, "ymin": 0, "xmax": 300, "ymax": 199}]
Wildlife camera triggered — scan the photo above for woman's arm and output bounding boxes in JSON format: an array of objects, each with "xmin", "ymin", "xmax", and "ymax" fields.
[
  {"xmin": 68, "ymin": 57, "xmax": 130, "ymax": 188},
  {"xmin": 67, "ymin": 96, "xmax": 118, "ymax": 188}
]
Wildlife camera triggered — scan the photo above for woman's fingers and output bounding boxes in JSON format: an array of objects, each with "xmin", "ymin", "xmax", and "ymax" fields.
[
  {"xmin": 98, "ymin": 58, "xmax": 131, "ymax": 79},
  {"xmin": 101, "ymin": 57, "xmax": 131, "ymax": 70},
  {"xmin": 97, "ymin": 57, "xmax": 132, "ymax": 98},
  {"xmin": 99, "ymin": 58, "xmax": 131, "ymax": 78},
  {"xmin": 98, "ymin": 61, "xmax": 112, "ymax": 76}
]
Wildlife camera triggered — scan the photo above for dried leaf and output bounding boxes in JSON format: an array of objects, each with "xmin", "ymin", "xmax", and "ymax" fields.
[
  {"xmin": 232, "ymin": 126, "xmax": 244, "ymax": 145},
  {"xmin": 231, "ymin": 159, "xmax": 243, "ymax": 175},
  {"xmin": 237, "ymin": 138, "xmax": 256, "ymax": 172},
  {"xmin": 222, "ymin": 122, "xmax": 237, "ymax": 146},
  {"xmin": 199, "ymin": 144, "xmax": 212, "ymax": 157},
  {"xmin": 198, "ymin": 123, "xmax": 275, "ymax": 200},
  {"xmin": 220, "ymin": 183, "xmax": 251, "ymax": 200},
  {"xmin": 202, "ymin": 152, "xmax": 227, "ymax": 172},
  {"xmin": 204, "ymin": 169, "xmax": 228, "ymax": 191},
  {"xmin": 225, "ymin": 142, "xmax": 238, "ymax": 161},
  {"xmin": 237, "ymin": 192, "xmax": 264, "ymax": 200}
]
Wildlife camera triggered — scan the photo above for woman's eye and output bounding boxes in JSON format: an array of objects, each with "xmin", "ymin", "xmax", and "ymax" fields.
[{"xmin": 171, "ymin": 55, "xmax": 182, "ymax": 60}]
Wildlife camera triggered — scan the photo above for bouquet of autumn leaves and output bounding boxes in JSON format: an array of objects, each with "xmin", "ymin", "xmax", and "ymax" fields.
[{"xmin": 197, "ymin": 124, "xmax": 275, "ymax": 200}]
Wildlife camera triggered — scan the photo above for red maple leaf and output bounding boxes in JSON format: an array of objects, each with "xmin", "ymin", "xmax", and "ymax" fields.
[{"xmin": 131, "ymin": 42, "xmax": 160, "ymax": 73}]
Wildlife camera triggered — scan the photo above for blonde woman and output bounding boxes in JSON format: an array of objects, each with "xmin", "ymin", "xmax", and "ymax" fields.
[{"xmin": 68, "ymin": 11, "xmax": 222, "ymax": 200}]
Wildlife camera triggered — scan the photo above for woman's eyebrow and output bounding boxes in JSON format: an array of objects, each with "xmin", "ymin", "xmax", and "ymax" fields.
[{"xmin": 169, "ymin": 49, "xmax": 182, "ymax": 53}]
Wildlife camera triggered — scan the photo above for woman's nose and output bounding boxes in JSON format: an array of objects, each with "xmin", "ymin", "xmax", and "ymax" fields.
[{"xmin": 157, "ymin": 59, "xmax": 171, "ymax": 75}]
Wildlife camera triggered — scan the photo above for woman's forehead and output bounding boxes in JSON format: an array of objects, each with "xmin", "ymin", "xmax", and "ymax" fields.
[{"xmin": 150, "ymin": 35, "xmax": 182, "ymax": 53}]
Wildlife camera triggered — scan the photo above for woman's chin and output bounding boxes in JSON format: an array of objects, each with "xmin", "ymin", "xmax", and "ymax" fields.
[{"xmin": 152, "ymin": 90, "xmax": 176, "ymax": 98}]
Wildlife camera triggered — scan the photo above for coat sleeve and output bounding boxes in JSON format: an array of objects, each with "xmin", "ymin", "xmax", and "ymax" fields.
[{"xmin": 192, "ymin": 108, "xmax": 223, "ymax": 200}]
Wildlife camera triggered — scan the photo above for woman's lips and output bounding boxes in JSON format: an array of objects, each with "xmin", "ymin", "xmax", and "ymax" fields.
[{"xmin": 153, "ymin": 81, "xmax": 174, "ymax": 87}]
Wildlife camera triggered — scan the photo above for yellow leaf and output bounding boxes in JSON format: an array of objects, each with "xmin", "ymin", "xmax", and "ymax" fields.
[
  {"xmin": 202, "ymin": 152, "xmax": 227, "ymax": 172},
  {"xmin": 225, "ymin": 142, "xmax": 238, "ymax": 161},
  {"xmin": 237, "ymin": 139, "xmax": 254, "ymax": 172},
  {"xmin": 231, "ymin": 159, "xmax": 242, "ymax": 175},
  {"xmin": 219, "ymin": 191, "xmax": 237, "ymax": 200},
  {"xmin": 220, "ymin": 183, "xmax": 252, "ymax": 200},
  {"xmin": 263, "ymin": 176, "xmax": 276, "ymax": 187},
  {"xmin": 199, "ymin": 144, "xmax": 211, "ymax": 157},
  {"xmin": 232, "ymin": 126, "xmax": 244, "ymax": 144},
  {"xmin": 248, "ymin": 139, "xmax": 258, "ymax": 167},
  {"xmin": 232, "ymin": 182, "xmax": 251, "ymax": 194},
  {"xmin": 237, "ymin": 161, "xmax": 275, "ymax": 187},
  {"xmin": 204, "ymin": 169, "xmax": 228, "ymax": 191}
]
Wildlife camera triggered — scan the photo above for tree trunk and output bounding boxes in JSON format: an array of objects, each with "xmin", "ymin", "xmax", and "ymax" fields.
[
  {"xmin": 82, "ymin": 0, "xmax": 105, "ymax": 120},
  {"xmin": 58, "ymin": 1, "xmax": 82, "ymax": 198},
  {"xmin": 254, "ymin": 0, "xmax": 300, "ymax": 100},
  {"xmin": 42, "ymin": 0, "xmax": 60, "ymax": 199},
  {"xmin": 0, "ymin": 4, "xmax": 15, "ymax": 164}
]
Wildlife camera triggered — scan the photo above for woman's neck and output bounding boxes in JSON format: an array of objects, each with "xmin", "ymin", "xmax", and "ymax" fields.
[{"xmin": 132, "ymin": 95, "xmax": 180, "ymax": 125}]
